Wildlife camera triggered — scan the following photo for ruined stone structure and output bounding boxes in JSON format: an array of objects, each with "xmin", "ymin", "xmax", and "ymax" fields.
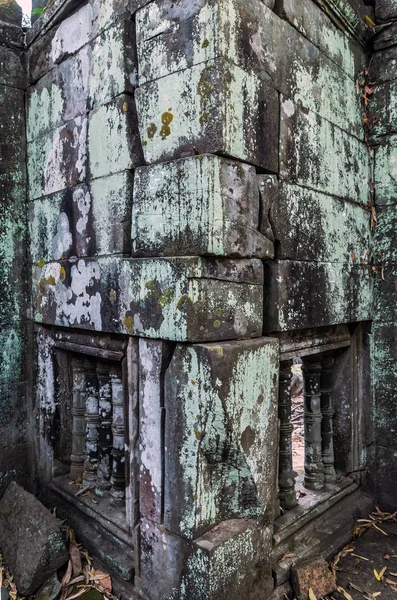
[{"xmin": 1, "ymin": 0, "xmax": 397, "ymax": 597}]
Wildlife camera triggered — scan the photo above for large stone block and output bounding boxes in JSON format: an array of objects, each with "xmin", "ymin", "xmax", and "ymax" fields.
[
  {"xmin": 33, "ymin": 257, "xmax": 264, "ymax": 341},
  {"xmin": 136, "ymin": 0, "xmax": 361, "ymax": 138},
  {"xmin": 0, "ymin": 0, "xmax": 21, "ymax": 26},
  {"xmin": 279, "ymin": 103, "xmax": 371, "ymax": 205},
  {"xmin": 374, "ymin": 135, "xmax": 397, "ymax": 205},
  {"xmin": 0, "ymin": 85, "xmax": 26, "ymax": 185},
  {"xmin": 374, "ymin": 387, "xmax": 397, "ymax": 449},
  {"xmin": 375, "ymin": 0, "xmax": 397, "ymax": 23},
  {"xmin": 139, "ymin": 518, "xmax": 273, "ymax": 600},
  {"xmin": 270, "ymin": 182, "xmax": 372, "ymax": 262},
  {"xmin": 0, "ymin": 46, "xmax": 25, "ymax": 89},
  {"xmin": 375, "ymin": 445, "xmax": 397, "ymax": 511},
  {"xmin": 132, "ymin": 154, "xmax": 273, "ymax": 258},
  {"xmin": 373, "ymin": 265, "xmax": 397, "ymax": 324},
  {"xmin": 374, "ymin": 206, "xmax": 397, "ymax": 263},
  {"xmin": 373, "ymin": 21, "xmax": 397, "ymax": 52},
  {"xmin": 88, "ymin": 95, "xmax": 143, "ymax": 179},
  {"xmin": 136, "ymin": 58, "xmax": 278, "ymax": 171},
  {"xmin": 263, "ymin": 260, "xmax": 373, "ymax": 332},
  {"xmin": 28, "ymin": 116, "xmax": 87, "ymax": 200},
  {"xmin": 371, "ymin": 47, "xmax": 397, "ymax": 84},
  {"xmin": 29, "ymin": 171, "xmax": 133, "ymax": 263},
  {"xmin": 274, "ymin": 0, "xmax": 360, "ymax": 79},
  {"xmin": 0, "ymin": 482, "xmax": 68, "ymax": 595},
  {"xmin": 139, "ymin": 339, "xmax": 173, "ymax": 522},
  {"xmin": 164, "ymin": 338, "xmax": 279, "ymax": 539},
  {"xmin": 370, "ymin": 80, "xmax": 397, "ymax": 140},
  {"xmin": 89, "ymin": 20, "xmax": 137, "ymax": 108},
  {"xmin": 27, "ymin": 45, "xmax": 91, "ymax": 142}
]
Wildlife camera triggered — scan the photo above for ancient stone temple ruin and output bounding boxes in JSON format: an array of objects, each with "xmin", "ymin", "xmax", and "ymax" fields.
[{"xmin": 1, "ymin": 0, "xmax": 397, "ymax": 596}]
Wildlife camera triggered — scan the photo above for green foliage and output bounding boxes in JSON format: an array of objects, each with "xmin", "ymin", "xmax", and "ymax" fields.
[{"xmin": 32, "ymin": 7, "xmax": 45, "ymax": 14}]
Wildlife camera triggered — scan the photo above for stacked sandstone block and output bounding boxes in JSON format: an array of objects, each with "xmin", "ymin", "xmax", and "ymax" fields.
[
  {"xmin": 369, "ymin": 0, "xmax": 397, "ymax": 510},
  {"xmin": 0, "ymin": 1, "xmax": 33, "ymax": 493},
  {"xmin": 28, "ymin": 0, "xmax": 376, "ymax": 597}
]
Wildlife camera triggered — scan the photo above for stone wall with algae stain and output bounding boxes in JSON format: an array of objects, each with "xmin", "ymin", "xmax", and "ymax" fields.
[
  {"xmin": 16, "ymin": 0, "xmax": 387, "ymax": 597},
  {"xmin": 0, "ymin": 1, "xmax": 33, "ymax": 496},
  {"xmin": 369, "ymin": 0, "xmax": 397, "ymax": 511}
]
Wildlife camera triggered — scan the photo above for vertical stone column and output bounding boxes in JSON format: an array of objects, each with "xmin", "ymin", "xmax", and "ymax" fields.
[
  {"xmin": 278, "ymin": 360, "xmax": 297, "ymax": 509},
  {"xmin": 302, "ymin": 360, "xmax": 324, "ymax": 490},
  {"xmin": 96, "ymin": 363, "xmax": 112, "ymax": 489},
  {"xmin": 110, "ymin": 367, "xmax": 125, "ymax": 503},
  {"xmin": 83, "ymin": 359, "xmax": 99, "ymax": 485},
  {"xmin": 320, "ymin": 356, "xmax": 337, "ymax": 483},
  {"xmin": 70, "ymin": 359, "xmax": 86, "ymax": 480}
]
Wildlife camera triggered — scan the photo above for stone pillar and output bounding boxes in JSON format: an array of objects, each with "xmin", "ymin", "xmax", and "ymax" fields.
[
  {"xmin": 278, "ymin": 360, "xmax": 297, "ymax": 510},
  {"xmin": 96, "ymin": 363, "xmax": 112, "ymax": 489},
  {"xmin": 302, "ymin": 360, "xmax": 325, "ymax": 490},
  {"xmin": 110, "ymin": 367, "xmax": 125, "ymax": 503},
  {"xmin": 83, "ymin": 359, "xmax": 99, "ymax": 485},
  {"xmin": 320, "ymin": 356, "xmax": 337, "ymax": 483},
  {"xmin": 69, "ymin": 359, "xmax": 86, "ymax": 480}
]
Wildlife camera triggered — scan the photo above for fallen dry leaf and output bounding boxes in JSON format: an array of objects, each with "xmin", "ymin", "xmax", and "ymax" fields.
[
  {"xmin": 308, "ymin": 588, "xmax": 317, "ymax": 600},
  {"xmin": 338, "ymin": 586, "xmax": 354, "ymax": 600}
]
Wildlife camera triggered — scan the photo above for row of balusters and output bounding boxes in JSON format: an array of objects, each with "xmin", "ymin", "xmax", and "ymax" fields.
[
  {"xmin": 70, "ymin": 358, "xmax": 126, "ymax": 503},
  {"xmin": 278, "ymin": 355, "xmax": 336, "ymax": 510}
]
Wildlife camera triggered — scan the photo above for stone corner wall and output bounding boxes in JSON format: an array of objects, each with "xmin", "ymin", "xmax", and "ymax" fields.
[
  {"xmin": 369, "ymin": 0, "xmax": 397, "ymax": 511},
  {"xmin": 0, "ymin": 0, "xmax": 34, "ymax": 496},
  {"xmin": 3, "ymin": 0, "xmax": 394, "ymax": 596}
]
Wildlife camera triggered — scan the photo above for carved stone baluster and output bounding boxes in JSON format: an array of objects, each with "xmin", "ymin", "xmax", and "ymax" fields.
[
  {"xmin": 83, "ymin": 359, "xmax": 99, "ymax": 485},
  {"xmin": 278, "ymin": 360, "xmax": 297, "ymax": 510},
  {"xmin": 96, "ymin": 362, "xmax": 113, "ymax": 489},
  {"xmin": 70, "ymin": 359, "xmax": 86, "ymax": 480},
  {"xmin": 302, "ymin": 360, "xmax": 325, "ymax": 490},
  {"xmin": 320, "ymin": 356, "xmax": 337, "ymax": 483},
  {"xmin": 110, "ymin": 367, "xmax": 125, "ymax": 503}
]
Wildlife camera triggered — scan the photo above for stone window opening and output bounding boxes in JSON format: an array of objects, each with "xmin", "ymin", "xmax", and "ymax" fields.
[
  {"xmin": 69, "ymin": 357, "xmax": 126, "ymax": 507},
  {"xmin": 278, "ymin": 352, "xmax": 340, "ymax": 512}
]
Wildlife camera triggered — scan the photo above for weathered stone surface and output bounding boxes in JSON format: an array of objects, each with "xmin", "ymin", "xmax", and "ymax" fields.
[
  {"xmin": 132, "ymin": 154, "xmax": 273, "ymax": 258},
  {"xmin": 0, "ymin": 86, "xmax": 26, "ymax": 186},
  {"xmin": 274, "ymin": 0, "xmax": 361, "ymax": 79},
  {"xmin": 375, "ymin": 0, "xmax": 397, "ymax": 23},
  {"xmin": 28, "ymin": 116, "xmax": 87, "ymax": 200},
  {"xmin": 27, "ymin": 19, "xmax": 137, "ymax": 142},
  {"xmin": 136, "ymin": 57, "xmax": 278, "ymax": 170},
  {"xmin": 164, "ymin": 338, "xmax": 279, "ymax": 538},
  {"xmin": 189, "ymin": 520, "xmax": 274, "ymax": 600},
  {"xmin": 280, "ymin": 103, "xmax": 371, "ymax": 205},
  {"xmin": 373, "ymin": 21, "xmax": 397, "ymax": 51},
  {"xmin": 270, "ymin": 183, "xmax": 372, "ymax": 262},
  {"xmin": 29, "ymin": 172, "xmax": 133, "ymax": 263},
  {"xmin": 375, "ymin": 445, "xmax": 397, "ymax": 511},
  {"xmin": 291, "ymin": 558, "xmax": 337, "ymax": 599},
  {"xmin": 374, "ymin": 135, "xmax": 397, "ymax": 205},
  {"xmin": 0, "ymin": 482, "xmax": 68, "ymax": 595},
  {"xmin": 0, "ymin": 0, "xmax": 21, "ymax": 26},
  {"xmin": 370, "ymin": 80, "xmax": 397, "ymax": 140},
  {"xmin": 263, "ymin": 260, "xmax": 373, "ymax": 332},
  {"xmin": 136, "ymin": 0, "xmax": 362, "ymax": 138},
  {"xmin": 139, "ymin": 339, "xmax": 173, "ymax": 522},
  {"xmin": 373, "ymin": 387, "xmax": 397, "ymax": 448},
  {"xmin": 89, "ymin": 20, "xmax": 137, "ymax": 108},
  {"xmin": 27, "ymin": 46, "xmax": 91, "ymax": 142},
  {"xmin": 88, "ymin": 95, "xmax": 143, "ymax": 180},
  {"xmin": 0, "ymin": 46, "xmax": 25, "ymax": 89},
  {"xmin": 371, "ymin": 47, "xmax": 397, "ymax": 84},
  {"xmin": 140, "ymin": 519, "xmax": 273, "ymax": 600},
  {"xmin": 33, "ymin": 257, "xmax": 264, "ymax": 341}
]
